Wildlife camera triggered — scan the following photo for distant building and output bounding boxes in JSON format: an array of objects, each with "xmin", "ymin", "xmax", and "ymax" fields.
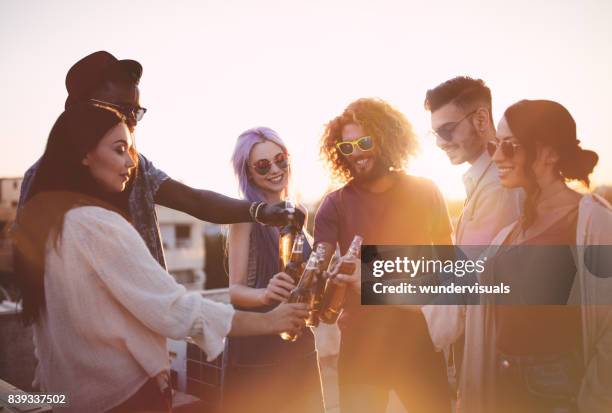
[
  {"xmin": 0, "ymin": 178, "xmax": 21, "ymax": 276},
  {"xmin": 594, "ymin": 185, "xmax": 612, "ymax": 205},
  {"xmin": 0, "ymin": 177, "xmax": 22, "ymax": 210},
  {"xmin": 0, "ymin": 177, "xmax": 21, "ymax": 232},
  {"xmin": 154, "ymin": 206, "xmax": 210, "ymax": 393},
  {"xmin": 156, "ymin": 205, "xmax": 207, "ymax": 290}
]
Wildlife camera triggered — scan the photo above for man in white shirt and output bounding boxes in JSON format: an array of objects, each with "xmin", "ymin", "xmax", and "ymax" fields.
[
  {"xmin": 425, "ymin": 76, "xmax": 521, "ymax": 249},
  {"xmin": 421, "ymin": 76, "xmax": 522, "ymax": 412}
]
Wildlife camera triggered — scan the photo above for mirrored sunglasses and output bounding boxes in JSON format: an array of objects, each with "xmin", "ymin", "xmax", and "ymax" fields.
[{"xmin": 251, "ymin": 152, "xmax": 290, "ymax": 176}]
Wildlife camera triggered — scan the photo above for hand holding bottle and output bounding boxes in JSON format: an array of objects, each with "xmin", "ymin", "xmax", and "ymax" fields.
[
  {"xmin": 263, "ymin": 302, "xmax": 308, "ymax": 334},
  {"xmin": 256, "ymin": 201, "xmax": 305, "ymax": 229},
  {"xmin": 229, "ymin": 302, "xmax": 308, "ymax": 336},
  {"xmin": 319, "ymin": 235, "xmax": 363, "ymax": 324},
  {"xmin": 259, "ymin": 272, "xmax": 295, "ymax": 305},
  {"xmin": 333, "ymin": 257, "xmax": 361, "ymax": 294}
]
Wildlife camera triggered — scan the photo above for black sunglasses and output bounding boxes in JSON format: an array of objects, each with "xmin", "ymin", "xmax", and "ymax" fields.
[
  {"xmin": 251, "ymin": 152, "xmax": 290, "ymax": 176},
  {"xmin": 89, "ymin": 99, "xmax": 147, "ymax": 122},
  {"xmin": 432, "ymin": 109, "xmax": 478, "ymax": 142},
  {"xmin": 487, "ymin": 140, "xmax": 522, "ymax": 158}
]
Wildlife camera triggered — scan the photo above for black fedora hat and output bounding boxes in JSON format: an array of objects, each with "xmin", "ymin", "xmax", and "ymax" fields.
[{"xmin": 65, "ymin": 51, "xmax": 142, "ymax": 109}]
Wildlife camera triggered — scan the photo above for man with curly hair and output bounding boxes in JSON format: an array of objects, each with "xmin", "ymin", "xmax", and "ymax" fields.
[{"xmin": 314, "ymin": 98, "xmax": 453, "ymax": 413}]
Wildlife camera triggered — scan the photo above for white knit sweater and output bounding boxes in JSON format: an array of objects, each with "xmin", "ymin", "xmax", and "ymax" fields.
[{"xmin": 32, "ymin": 206, "xmax": 235, "ymax": 413}]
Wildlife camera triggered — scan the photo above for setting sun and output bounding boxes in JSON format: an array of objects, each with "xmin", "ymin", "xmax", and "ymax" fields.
[{"xmin": 1, "ymin": 0, "xmax": 610, "ymax": 208}]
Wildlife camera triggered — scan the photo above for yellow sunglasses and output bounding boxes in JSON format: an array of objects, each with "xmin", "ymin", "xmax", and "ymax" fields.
[{"xmin": 335, "ymin": 136, "xmax": 374, "ymax": 156}]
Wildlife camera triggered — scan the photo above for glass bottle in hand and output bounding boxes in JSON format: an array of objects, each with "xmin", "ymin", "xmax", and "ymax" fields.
[
  {"xmin": 278, "ymin": 199, "xmax": 298, "ymax": 272},
  {"xmin": 319, "ymin": 235, "xmax": 363, "ymax": 324},
  {"xmin": 280, "ymin": 247, "xmax": 322, "ymax": 341},
  {"xmin": 284, "ymin": 233, "xmax": 305, "ymax": 284},
  {"xmin": 305, "ymin": 243, "xmax": 328, "ymax": 327}
]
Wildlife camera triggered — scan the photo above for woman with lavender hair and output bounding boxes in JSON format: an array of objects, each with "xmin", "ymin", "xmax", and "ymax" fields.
[{"xmin": 222, "ymin": 127, "xmax": 325, "ymax": 413}]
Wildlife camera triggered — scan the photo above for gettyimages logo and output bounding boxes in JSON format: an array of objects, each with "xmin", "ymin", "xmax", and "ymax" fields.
[{"xmin": 360, "ymin": 245, "xmax": 612, "ymax": 306}]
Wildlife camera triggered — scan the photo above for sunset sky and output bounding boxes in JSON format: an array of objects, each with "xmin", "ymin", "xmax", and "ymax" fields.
[{"xmin": 1, "ymin": 0, "xmax": 610, "ymax": 203}]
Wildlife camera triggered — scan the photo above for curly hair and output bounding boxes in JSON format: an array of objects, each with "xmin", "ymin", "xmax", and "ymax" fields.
[{"xmin": 320, "ymin": 98, "xmax": 419, "ymax": 183}]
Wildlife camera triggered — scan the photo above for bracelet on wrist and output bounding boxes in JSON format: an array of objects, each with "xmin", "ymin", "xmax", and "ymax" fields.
[
  {"xmin": 254, "ymin": 202, "xmax": 266, "ymax": 225},
  {"xmin": 249, "ymin": 201, "xmax": 258, "ymax": 222}
]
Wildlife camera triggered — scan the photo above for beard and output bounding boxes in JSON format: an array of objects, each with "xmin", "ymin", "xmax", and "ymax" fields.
[{"xmin": 351, "ymin": 156, "xmax": 391, "ymax": 184}]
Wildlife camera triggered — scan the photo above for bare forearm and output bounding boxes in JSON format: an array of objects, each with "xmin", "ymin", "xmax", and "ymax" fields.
[
  {"xmin": 229, "ymin": 284, "xmax": 265, "ymax": 308},
  {"xmin": 188, "ymin": 189, "xmax": 252, "ymax": 223},
  {"xmin": 156, "ymin": 179, "xmax": 303, "ymax": 227},
  {"xmin": 155, "ymin": 180, "xmax": 252, "ymax": 224},
  {"xmin": 228, "ymin": 311, "xmax": 273, "ymax": 336}
]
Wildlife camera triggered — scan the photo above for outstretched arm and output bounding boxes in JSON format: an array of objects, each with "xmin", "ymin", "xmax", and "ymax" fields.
[
  {"xmin": 154, "ymin": 179, "xmax": 304, "ymax": 227},
  {"xmin": 155, "ymin": 178, "xmax": 252, "ymax": 223},
  {"xmin": 65, "ymin": 207, "xmax": 306, "ymax": 360}
]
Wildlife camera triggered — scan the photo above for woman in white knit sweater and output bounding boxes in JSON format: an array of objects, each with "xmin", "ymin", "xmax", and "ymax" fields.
[{"xmin": 12, "ymin": 104, "xmax": 308, "ymax": 413}]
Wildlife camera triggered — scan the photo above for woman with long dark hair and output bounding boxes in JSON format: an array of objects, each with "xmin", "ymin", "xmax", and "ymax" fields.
[
  {"xmin": 12, "ymin": 105, "xmax": 307, "ymax": 413},
  {"xmin": 222, "ymin": 127, "xmax": 325, "ymax": 413},
  {"xmin": 485, "ymin": 99, "xmax": 612, "ymax": 412}
]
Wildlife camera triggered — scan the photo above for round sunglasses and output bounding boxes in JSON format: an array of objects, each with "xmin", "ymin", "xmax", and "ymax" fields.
[
  {"xmin": 250, "ymin": 152, "xmax": 290, "ymax": 176},
  {"xmin": 487, "ymin": 140, "xmax": 522, "ymax": 158},
  {"xmin": 336, "ymin": 135, "xmax": 374, "ymax": 156}
]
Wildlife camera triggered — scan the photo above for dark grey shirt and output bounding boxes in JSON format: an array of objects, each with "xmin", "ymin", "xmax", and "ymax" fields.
[{"xmin": 18, "ymin": 154, "xmax": 170, "ymax": 268}]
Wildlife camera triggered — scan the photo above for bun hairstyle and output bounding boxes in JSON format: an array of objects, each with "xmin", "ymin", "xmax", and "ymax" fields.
[
  {"xmin": 504, "ymin": 99, "xmax": 599, "ymax": 229},
  {"xmin": 558, "ymin": 148, "xmax": 599, "ymax": 186},
  {"xmin": 504, "ymin": 99, "xmax": 598, "ymax": 186}
]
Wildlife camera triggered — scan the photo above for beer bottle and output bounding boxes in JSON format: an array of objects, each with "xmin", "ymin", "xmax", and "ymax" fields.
[
  {"xmin": 319, "ymin": 235, "xmax": 363, "ymax": 324},
  {"xmin": 284, "ymin": 233, "xmax": 305, "ymax": 284},
  {"xmin": 278, "ymin": 199, "xmax": 298, "ymax": 271},
  {"xmin": 280, "ymin": 249, "xmax": 321, "ymax": 341},
  {"xmin": 305, "ymin": 243, "xmax": 328, "ymax": 328}
]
